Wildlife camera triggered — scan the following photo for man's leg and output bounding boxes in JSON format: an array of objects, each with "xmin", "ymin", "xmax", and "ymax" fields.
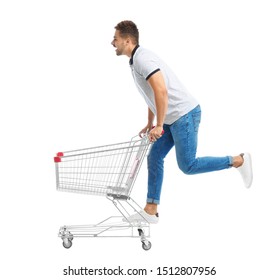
[
  {"xmin": 171, "ymin": 105, "xmax": 233, "ymax": 174},
  {"xmin": 146, "ymin": 125, "xmax": 174, "ymax": 207},
  {"xmin": 124, "ymin": 126, "xmax": 174, "ymax": 223}
]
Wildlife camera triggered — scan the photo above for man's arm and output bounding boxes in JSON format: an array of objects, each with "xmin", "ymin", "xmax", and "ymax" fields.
[
  {"xmin": 139, "ymin": 108, "xmax": 155, "ymax": 137},
  {"xmin": 147, "ymin": 107, "xmax": 155, "ymax": 126},
  {"xmin": 147, "ymin": 70, "xmax": 168, "ymax": 140}
]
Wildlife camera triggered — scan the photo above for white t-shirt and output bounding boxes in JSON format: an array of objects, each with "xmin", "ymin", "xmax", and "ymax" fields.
[{"xmin": 130, "ymin": 46, "xmax": 199, "ymax": 125}]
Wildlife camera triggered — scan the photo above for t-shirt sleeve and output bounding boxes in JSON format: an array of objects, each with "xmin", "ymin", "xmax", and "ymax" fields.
[{"xmin": 135, "ymin": 53, "xmax": 160, "ymax": 80}]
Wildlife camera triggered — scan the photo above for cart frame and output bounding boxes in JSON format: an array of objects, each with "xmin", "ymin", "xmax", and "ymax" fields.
[{"xmin": 54, "ymin": 135, "xmax": 153, "ymax": 250}]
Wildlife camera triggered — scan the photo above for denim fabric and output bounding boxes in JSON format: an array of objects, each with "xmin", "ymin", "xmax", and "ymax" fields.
[{"xmin": 147, "ymin": 105, "xmax": 232, "ymax": 204}]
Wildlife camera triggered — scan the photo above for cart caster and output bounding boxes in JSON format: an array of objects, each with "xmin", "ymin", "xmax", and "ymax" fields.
[
  {"xmin": 138, "ymin": 228, "xmax": 151, "ymax": 250},
  {"xmin": 60, "ymin": 229, "xmax": 73, "ymax": 249},
  {"xmin": 62, "ymin": 239, "xmax": 72, "ymax": 249},
  {"xmin": 142, "ymin": 240, "xmax": 152, "ymax": 251}
]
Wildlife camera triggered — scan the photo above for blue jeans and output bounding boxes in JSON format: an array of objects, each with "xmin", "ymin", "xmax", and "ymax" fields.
[{"xmin": 147, "ymin": 105, "xmax": 232, "ymax": 204}]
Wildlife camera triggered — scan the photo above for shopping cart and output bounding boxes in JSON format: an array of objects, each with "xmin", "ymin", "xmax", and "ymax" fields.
[{"xmin": 54, "ymin": 134, "xmax": 153, "ymax": 250}]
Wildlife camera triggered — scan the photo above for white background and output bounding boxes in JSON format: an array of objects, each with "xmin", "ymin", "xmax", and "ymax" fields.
[{"xmin": 1, "ymin": 0, "xmax": 277, "ymax": 279}]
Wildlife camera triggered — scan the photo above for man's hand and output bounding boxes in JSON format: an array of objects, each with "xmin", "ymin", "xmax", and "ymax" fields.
[
  {"xmin": 149, "ymin": 125, "xmax": 164, "ymax": 142},
  {"xmin": 139, "ymin": 123, "xmax": 153, "ymax": 138}
]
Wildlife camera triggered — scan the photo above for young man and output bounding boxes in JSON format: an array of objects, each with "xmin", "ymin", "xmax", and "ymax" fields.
[{"xmin": 111, "ymin": 20, "xmax": 253, "ymax": 224}]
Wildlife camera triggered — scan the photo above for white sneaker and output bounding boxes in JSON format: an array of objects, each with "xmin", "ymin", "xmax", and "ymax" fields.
[
  {"xmin": 123, "ymin": 210, "xmax": 159, "ymax": 224},
  {"xmin": 237, "ymin": 153, "xmax": 253, "ymax": 188}
]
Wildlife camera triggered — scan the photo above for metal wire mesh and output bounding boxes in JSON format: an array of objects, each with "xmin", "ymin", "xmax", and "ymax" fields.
[{"xmin": 55, "ymin": 137, "xmax": 150, "ymax": 197}]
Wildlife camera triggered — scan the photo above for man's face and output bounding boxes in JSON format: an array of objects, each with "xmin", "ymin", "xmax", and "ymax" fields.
[{"xmin": 111, "ymin": 30, "xmax": 127, "ymax": 56}]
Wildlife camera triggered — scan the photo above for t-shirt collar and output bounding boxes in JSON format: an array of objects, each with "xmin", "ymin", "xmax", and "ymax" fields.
[{"xmin": 129, "ymin": 45, "xmax": 140, "ymax": 65}]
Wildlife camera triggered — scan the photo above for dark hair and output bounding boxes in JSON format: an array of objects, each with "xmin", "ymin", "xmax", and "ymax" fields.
[{"xmin": 114, "ymin": 20, "xmax": 139, "ymax": 45}]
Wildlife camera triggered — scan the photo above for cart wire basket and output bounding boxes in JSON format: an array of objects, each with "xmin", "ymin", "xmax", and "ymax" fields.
[{"xmin": 54, "ymin": 135, "xmax": 153, "ymax": 250}]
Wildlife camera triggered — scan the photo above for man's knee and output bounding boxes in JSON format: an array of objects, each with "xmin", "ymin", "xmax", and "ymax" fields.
[{"xmin": 178, "ymin": 161, "xmax": 196, "ymax": 175}]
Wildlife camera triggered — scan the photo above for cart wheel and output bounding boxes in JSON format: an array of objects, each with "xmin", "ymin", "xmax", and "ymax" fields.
[
  {"xmin": 142, "ymin": 240, "xmax": 152, "ymax": 251},
  {"xmin": 62, "ymin": 239, "xmax": 72, "ymax": 249},
  {"xmin": 61, "ymin": 231, "xmax": 73, "ymax": 242}
]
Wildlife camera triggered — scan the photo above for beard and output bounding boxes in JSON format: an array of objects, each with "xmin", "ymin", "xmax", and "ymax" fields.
[{"xmin": 115, "ymin": 48, "xmax": 123, "ymax": 56}]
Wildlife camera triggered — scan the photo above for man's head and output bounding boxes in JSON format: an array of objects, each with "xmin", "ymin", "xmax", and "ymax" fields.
[{"xmin": 111, "ymin": 20, "xmax": 139, "ymax": 57}]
